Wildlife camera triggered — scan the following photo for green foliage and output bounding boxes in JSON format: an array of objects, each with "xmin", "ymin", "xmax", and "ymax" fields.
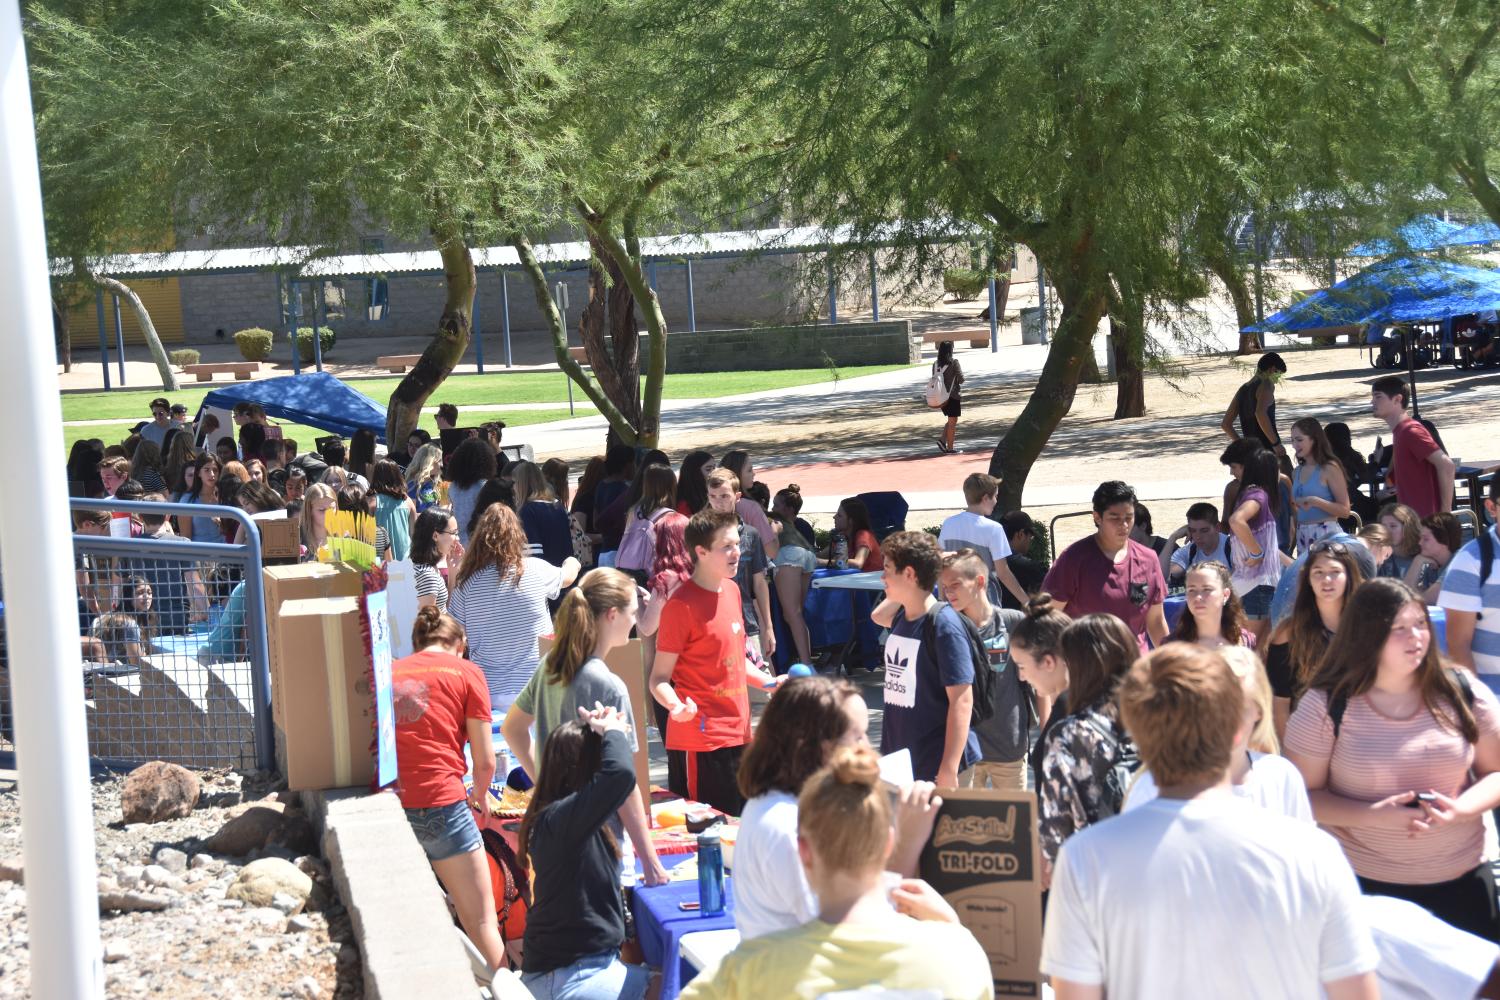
[
  {"xmin": 233, "ymin": 328, "xmax": 274, "ymax": 361},
  {"xmin": 294, "ymin": 326, "xmax": 336, "ymax": 363},
  {"xmin": 168, "ymin": 349, "xmax": 200, "ymax": 367},
  {"xmin": 943, "ymin": 269, "xmax": 997, "ymax": 301}
]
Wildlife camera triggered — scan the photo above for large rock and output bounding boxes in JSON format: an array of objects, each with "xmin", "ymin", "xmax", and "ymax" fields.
[
  {"xmin": 203, "ymin": 802, "xmax": 287, "ymax": 856},
  {"xmin": 225, "ymin": 858, "xmax": 312, "ymax": 912},
  {"xmin": 120, "ymin": 762, "xmax": 200, "ymax": 825}
]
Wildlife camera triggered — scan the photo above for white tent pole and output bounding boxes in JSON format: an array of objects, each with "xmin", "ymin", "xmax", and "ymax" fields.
[{"xmin": 0, "ymin": 2, "xmax": 104, "ymax": 995}]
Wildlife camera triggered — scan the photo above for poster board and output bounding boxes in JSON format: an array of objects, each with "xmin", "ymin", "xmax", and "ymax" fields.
[
  {"xmin": 364, "ymin": 590, "xmax": 399, "ymax": 788},
  {"xmin": 917, "ymin": 788, "xmax": 1043, "ymax": 997},
  {"xmin": 380, "ymin": 559, "xmax": 421, "ymax": 659},
  {"xmin": 537, "ymin": 635, "xmax": 653, "ymax": 807}
]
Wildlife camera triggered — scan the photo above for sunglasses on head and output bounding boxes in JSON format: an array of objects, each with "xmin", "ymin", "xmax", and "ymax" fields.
[{"xmin": 1309, "ymin": 540, "xmax": 1348, "ymax": 556}]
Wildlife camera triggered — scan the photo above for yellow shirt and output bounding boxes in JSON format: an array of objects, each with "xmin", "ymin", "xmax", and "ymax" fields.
[{"xmin": 679, "ymin": 917, "xmax": 994, "ymax": 1000}]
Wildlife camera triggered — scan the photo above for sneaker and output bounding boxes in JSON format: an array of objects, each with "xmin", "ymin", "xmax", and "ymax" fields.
[{"xmin": 936, "ymin": 439, "xmax": 950, "ymax": 454}]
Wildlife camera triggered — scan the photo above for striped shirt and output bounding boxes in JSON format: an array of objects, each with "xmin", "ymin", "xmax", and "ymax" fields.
[
  {"xmin": 413, "ymin": 563, "xmax": 448, "ymax": 613},
  {"xmin": 446, "ymin": 559, "xmax": 562, "ymax": 712},
  {"xmin": 1437, "ymin": 526, "xmax": 1500, "ymax": 676},
  {"xmin": 1285, "ymin": 684, "xmax": 1500, "ymax": 883}
]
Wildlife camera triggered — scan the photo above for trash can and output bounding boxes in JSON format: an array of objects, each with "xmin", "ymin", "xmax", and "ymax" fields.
[{"xmin": 1021, "ymin": 307, "xmax": 1047, "ymax": 345}]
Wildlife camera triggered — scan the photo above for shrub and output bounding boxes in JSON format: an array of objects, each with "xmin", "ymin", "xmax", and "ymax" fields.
[
  {"xmin": 943, "ymin": 268, "xmax": 1005, "ymax": 301},
  {"xmin": 295, "ymin": 326, "xmax": 336, "ymax": 363},
  {"xmin": 233, "ymin": 328, "xmax": 274, "ymax": 362},
  {"xmin": 168, "ymin": 349, "xmax": 200, "ymax": 368}
]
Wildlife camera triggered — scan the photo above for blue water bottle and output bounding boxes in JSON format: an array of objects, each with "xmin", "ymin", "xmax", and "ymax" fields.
[{"xmin": 697, "ymin": 828, "xmax": 725, "ymax": 916}]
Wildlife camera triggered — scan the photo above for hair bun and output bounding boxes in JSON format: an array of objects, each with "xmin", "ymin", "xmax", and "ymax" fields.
[
  {"xmin": 1027, "ymin": 593, "xmax": 1057, "ymax": 618},
  {"xmin": 786, "ymin": 483, "xmax": 801, "ymax": 495},
  {"xmin": 828, "ymin": 745, "xmax": 880, "ymax": 788}
]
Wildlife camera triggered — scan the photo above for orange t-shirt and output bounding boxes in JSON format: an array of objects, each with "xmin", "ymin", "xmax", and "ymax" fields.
[
  {"xmin": 853, "ymin": 529, "xmax": 885, "ymax": 571},
  {"xmin": 657, "ymin": 579, "xmax": 750, "ymax": 752},
  {"xmin": 391, "ymin": 649, "xmax": 492, "ymax": 809}
]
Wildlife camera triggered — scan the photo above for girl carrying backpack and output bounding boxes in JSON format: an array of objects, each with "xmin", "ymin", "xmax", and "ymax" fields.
[
  {"xmin": 614, "ymin": 463, "xmax": 677, "ymax": 586},
  {"xmin": 925, "ymin": 340, "xmax": 964, "ymax": 453}
]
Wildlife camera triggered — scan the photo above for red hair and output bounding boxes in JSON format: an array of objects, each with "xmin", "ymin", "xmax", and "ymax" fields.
[{"xmin": 649, "ymin": 511, "xmax": 693, "ymax": 593}]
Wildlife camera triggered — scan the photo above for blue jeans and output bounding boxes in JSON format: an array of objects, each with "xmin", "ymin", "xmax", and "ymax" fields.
[
  {"xmin": 521, "ymin": 950, "xmax": 649, "ymax": 1000},
  {"xmin": 1239, "ymin": 584, "xmax": 1276, "ymax": 620},
  {"xmin": 403, "ymin": 799, "xmax": 482, "ymax": 862}
]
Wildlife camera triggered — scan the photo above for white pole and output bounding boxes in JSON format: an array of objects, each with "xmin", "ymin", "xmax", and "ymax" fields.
[{"xmin": 0, "ymin": 2, "xmax": 105, "ymax": 996}]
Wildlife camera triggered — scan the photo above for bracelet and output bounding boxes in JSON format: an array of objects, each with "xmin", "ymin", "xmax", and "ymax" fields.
[{"xmin": 1246, "ymin": 549, "xmax": 1264, "ymax": 559}]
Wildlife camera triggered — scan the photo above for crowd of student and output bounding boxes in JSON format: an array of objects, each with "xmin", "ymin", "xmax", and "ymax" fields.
[{"xmin": 63, "ymin": 363, "xmax": 1500, "ymax": 998}]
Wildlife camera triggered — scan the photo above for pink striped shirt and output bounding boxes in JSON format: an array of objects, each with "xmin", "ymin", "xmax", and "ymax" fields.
[{"xmin": 1285, "ymin": 684, "xmax": 1500, "ymax": 884}]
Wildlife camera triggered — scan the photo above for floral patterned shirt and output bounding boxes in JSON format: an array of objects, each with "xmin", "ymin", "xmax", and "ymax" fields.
[{"xmin": 1038, "ymin": 696, "xmax": 1136, "ymax": 863}]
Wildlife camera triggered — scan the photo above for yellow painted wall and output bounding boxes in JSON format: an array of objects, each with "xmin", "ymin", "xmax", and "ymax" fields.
[{"xmin": 68, "ymin": 278, "xmax": 185, "ymax": 345}]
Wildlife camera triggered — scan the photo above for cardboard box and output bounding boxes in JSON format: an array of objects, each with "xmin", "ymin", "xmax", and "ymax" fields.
[
  {"xmin": 263, "ymin": 563, "xmax": 366, "ymax": 774},
  {"xmin": 273, "ymin": 596, "xmax": 375, "ymax": 790},
  {"xmin": 918, "ymin": 789, "xmax": 1043, "ymax": 997},
  {"xmin": 536, "ymin": 636, "xmax": 653, "ymax": 803},
  {"xmin": 252, "ymin": 514, "xmax": 301, "ymax": 561}
]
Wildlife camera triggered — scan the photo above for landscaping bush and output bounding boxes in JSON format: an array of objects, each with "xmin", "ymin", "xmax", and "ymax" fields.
[
  {"xmin": 943, "ymin": 268, "xmax": 1006, "ymax": 301},
  {"xmin": 168, "ymin": 349, "xmax": 201, "ymax": 368},
  {"xmin": 294, "ymin": 326, "xmax": 336, "ymax": 363},
  {"xmin": 233, "ymin": 328, "xmax": 274, "ymax": 361}
]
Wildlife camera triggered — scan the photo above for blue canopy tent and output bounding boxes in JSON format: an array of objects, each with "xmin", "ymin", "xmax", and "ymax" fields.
[
  {"xmin": 1252, "ymin": 256, "xmax": 1500, "ymax": 417},
  {"xmin": 195, "ymin": 372, "xmax": 388, "ymax": 442},
  {"xmin": 1348, "ymin": 215, "xmax": 1468, "ymax": 257},
  {"xmin": 1448, "ymin": 219, "xmax": 1500, "ymax": 247}
]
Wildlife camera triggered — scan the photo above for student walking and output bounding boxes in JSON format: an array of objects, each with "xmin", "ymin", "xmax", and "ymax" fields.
[
  {"xmin": 932, "ymin": 340, "xmax": 963, "ymax": 453},
  {"xmin": 1221, "ymin": 351, "xmax": 1287, "ymax": 454}
]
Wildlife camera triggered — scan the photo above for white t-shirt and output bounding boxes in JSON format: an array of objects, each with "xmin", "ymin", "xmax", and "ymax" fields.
[
  {"xmin": 939, "ymin": 510, "xmax": 1012, "ymax": 604},
  {"xmin": 732, "ymin": 791, "xmax": 817, "ymax": 940},
  {"xmin": 1362, "ymin": 895, "xmax": 1500, "ymax": 1000},
  {"xmin": 1169, "ymin": 532, "xmax": 1232, "ymax": 571},
  {"xmin": 1041, "ymin": 794, "xmax": 1377, "ymax": 999},
  {"xmin": 1123, "ymin": 751, "xmax": 1313, "ymax": 822}
]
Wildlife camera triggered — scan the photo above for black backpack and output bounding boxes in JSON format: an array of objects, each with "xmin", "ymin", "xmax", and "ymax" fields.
[
  {"xmin": 1079, "ymin": 712, "xmax": 1142, "ymax": 812},
  {"xmin": 1328, "ymin": 668, "xmax": 1476, "ymax": 739},
  {"xmin": 922, "ymin": 603, "xmax": 997, "ymax": 725}
]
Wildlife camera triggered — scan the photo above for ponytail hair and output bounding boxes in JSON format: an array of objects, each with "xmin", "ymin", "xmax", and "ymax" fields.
[
  {"xmin": 545, "ymin": 568, "xmax": 637, "ymax": 685},
  {"xmin": 411, "ymin": 605, "xmax": 466, "ymax": 653},
  {"xmin": 1010, "ymin": 592, "xmax": 1069, "ymax": 657}
]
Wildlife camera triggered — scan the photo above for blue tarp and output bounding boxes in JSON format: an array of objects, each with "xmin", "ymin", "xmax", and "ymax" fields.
[
  {"xmin": 1449, "ymin": 220, "xmax": 1500, "ymax": 246},
  {"xmin": 1251, "ymin": 256, "xmax": 1500, "ymax": 334},
  {"xmin": 1348, "ymin": 215, "xmax": 1468, "ymax": 257},
  {"xmin": 196, "ymin": 372, "xmax": 388, "ymax": 441}
]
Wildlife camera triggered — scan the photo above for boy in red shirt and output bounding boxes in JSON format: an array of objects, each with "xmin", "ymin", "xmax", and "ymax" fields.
[
  {"xmin": 650, "ymin": 508, "xmax": 783, "ymax": 814},
  {"xmin": 1371, "ymin": 374, "xmax": 1455, "ymax": 518}
]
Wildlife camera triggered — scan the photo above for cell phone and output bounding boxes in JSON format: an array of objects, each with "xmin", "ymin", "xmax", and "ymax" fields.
[
  {"xmin": 1404, "ymin": 792, "xmax": 1439, "ymax": 809},
  {"xmin": 677, "ymin": 901, "xmax": 700, "ymax": 911}
]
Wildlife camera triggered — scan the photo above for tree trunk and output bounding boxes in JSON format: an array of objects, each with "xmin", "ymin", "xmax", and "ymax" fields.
[
  {"xmin": 988, "ymin": 274, "xmax": 1110, "ymax": 511},
  {"xmin": 54, "ymin": 297, "xmax": 71, "ymax": 372},
  {"xmin": 1204, "ymin": 246, "xmax": 1260, "ymax": 354},
  {"xmin": 576, "ymin": 201, "xmax": 670, "ymax": 447},
  {"xmin": 577, "ymin": 234, "xmax": 643, "ymax": 432},
  {"xmin": 385, "ymin": 235, "xmax": 474, "ymax": 445},
  {"xmin": 87, "ymin": 270, "xmax": 178, "ymax": 391},
  {"xmin": 1109, "ymin": 303, "xmax": 1145, "ymax": 419},
  {"xmin": 513, "ymin": 236, "xmax": 640, "ymax": 445}
]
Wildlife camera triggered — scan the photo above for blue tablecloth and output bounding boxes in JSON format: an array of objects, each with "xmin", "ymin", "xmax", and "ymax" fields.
[
  {"xmin": 631, "ymin": 876, "xmax": 736, "ymax": 1000},
  {"xmin": 772, "ymin": 567, "xmax": 882, "ymax": 672},
  {"xmin": 1164, "ymin": 594, "xmax": 1186, "ymax": 632}
]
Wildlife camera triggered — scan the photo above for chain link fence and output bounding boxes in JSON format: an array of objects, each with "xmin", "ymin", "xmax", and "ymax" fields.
[{"xmin": 0, "ymin": 498, "xmax": 273, "ymax": 772}]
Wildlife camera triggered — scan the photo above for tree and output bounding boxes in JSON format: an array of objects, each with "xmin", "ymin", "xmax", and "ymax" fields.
[
  {"xmin": 27, "ymin": 0, "xmax": 566, "ymax": 442},
  {"xmin": 649, "ymin": 0, "xmax": 1329, "ymax": 507}
]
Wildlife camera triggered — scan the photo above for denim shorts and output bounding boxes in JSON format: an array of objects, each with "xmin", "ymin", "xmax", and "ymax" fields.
[
  {"xmin": 404, "ymin": 799, "xmax": 482, "ymax": 862},
  {"xmin": 521, "ymin": 950, "xmax": 649, "ymax": 1000},
  {"xmin": 1239, "ymin": 584, "xmax": 1276, "ymax": 620}
]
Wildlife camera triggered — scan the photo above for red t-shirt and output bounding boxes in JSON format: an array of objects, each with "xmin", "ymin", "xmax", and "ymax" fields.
[
  {"xmin": 1388, "ymin": 418, "xmax": 1442, "ymax": 518},
  {"xmin": 391, "ymin": 649, "xmax": 492, "ymax": 809},
  {"xmin": 656, "ymin": 579, "xmax": 750, "ymax": 752},
  {"xmin": 853, "ymin": 529, "xmax": 885, "ymax": 571},
  {"xmin": 1040, "ymin": 536, "xmax": 1166, "ymax": 651},
  {"xmin": 675, "ymin": 499, "xmax": 696, "ymax": 517}
]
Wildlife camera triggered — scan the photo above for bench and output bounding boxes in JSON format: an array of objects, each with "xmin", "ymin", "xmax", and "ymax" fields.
[
  {"xmin": 567, "ymin": 346, "xmax": 589, "ymax": 363},
  {"xmin": 375, "ymin": 353, "xmax": 423, "ymax": 373},
  {"xmin": 182, "ymin": 362, "xmax": 259, "ymax": 382},
  {"xmin": 921, "ymin": 329, "xmax": 991, "ymax": 349}
]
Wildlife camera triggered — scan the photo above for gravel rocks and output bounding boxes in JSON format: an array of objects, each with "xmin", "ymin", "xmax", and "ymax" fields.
[{"xmin": 0, "ymin": 769, "xmax": 362, "ymax": 998}]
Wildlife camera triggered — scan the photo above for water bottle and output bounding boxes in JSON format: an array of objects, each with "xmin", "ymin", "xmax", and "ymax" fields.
[
  {"xmin": 697, "ymin": 828, "xmax": 725, "ymax": 916},
  {"xmin": 832, "ymin": 533, "xmax": 849, "ymax": 570},
  {"xmin": 619, "ymin": 832, "xmax": 637, "ymax": 888}
]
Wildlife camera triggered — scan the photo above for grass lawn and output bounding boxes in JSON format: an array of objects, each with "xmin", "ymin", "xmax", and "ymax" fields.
[
  {"xmin": 58, "ymin": 364, "xmax": 915, "ymax": 423},
  {"xmin": 64, "ymin": 407, "xmax": 581, "ymax": 456}
]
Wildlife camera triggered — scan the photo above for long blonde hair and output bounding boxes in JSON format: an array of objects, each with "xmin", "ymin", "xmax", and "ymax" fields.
[
  {"xmin": 1219, "ymin": 646, "xmax": 1278, "ymax": 754},
  {"xmin": 299, "ymin": 482, "xmax": 336, "ymax": 550},
  {"xmin": 545, "ymin": 568, "xmax": 636, "ymax": 685},
  {"xmin": 511, "ymin": 460, "xmax": 554, "ymax": 508},
  {"xmin": 405, "ymin": 443, "xmax": 444, "ymax": 492}
]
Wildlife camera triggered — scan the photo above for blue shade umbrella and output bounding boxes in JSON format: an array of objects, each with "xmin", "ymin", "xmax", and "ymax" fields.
[
  {"xmin": 1250, "ymin": 256, "xmax": 1500, "ymax": 333},
  {"xmin": 1347, "ymin": 215, "xmax": 1468, "ymax": 257},
  {"xmin": 195, "ymin": 371, "xmax": 389, "ymax": 441}
]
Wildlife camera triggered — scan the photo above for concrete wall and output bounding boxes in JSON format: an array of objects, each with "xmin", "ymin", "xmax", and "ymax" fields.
[{"xmin": 665, "ymin": 319, "xmax": 918, "ymax": 373}]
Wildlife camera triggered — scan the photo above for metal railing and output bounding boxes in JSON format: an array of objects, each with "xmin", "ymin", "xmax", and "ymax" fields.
[{"xmin": 0, "ymin": 498, "xmax": 273, "ymax": 772}]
